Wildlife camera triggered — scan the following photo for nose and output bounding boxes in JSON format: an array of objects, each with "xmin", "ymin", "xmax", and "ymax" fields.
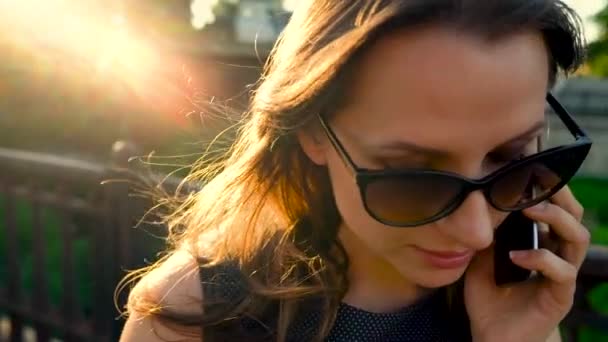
[{"xmin": 438, "ymin": 191, "xmax": 495, "ymax": 251}]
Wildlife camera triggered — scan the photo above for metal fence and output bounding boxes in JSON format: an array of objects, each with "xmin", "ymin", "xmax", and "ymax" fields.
[
  {"xmin": 0, "ymin": 143, "xmax": 606, "ymax": 342},
  {"xmin": 0, "ymin": 142, "xmax": 169, "ymax": 342}
]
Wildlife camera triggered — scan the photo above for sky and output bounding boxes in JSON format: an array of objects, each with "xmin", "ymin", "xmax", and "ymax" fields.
[{"xmin": 564, "ymin": 0, "xmax": 605, "ymax": 42}]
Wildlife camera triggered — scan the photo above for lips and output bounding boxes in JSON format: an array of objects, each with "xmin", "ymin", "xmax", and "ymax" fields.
[{"xmin": 414, "ymin": 246, "xmax": 474, "ymax": 269}]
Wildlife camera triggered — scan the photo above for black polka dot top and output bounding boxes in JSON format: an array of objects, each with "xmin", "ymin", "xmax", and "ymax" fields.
[{"xmin": 199, "ymin": 262, "xmax": 472, "ymax": 341}]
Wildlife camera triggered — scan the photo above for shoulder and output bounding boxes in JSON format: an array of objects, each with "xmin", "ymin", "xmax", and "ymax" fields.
[
  {"xmin": 133, "ymin": 249, "xmax": 204, "ymax": 315},
  {"xmin": 120, "ymin": 249, "xmax": 204, "ymax": 341}
]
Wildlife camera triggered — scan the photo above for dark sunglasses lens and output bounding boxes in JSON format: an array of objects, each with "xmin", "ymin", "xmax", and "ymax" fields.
[
  {"xmin": 364, "ymin": 174, "xmax": 464, "ymax": 225},
  {"xmin": 489, "ymin": 145, "xmax": 589, "ymax": 209}
]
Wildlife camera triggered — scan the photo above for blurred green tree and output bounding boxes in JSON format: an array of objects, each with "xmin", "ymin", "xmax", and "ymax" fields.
[{"xmin": 588, "ymin": 4, "xmax": 608, "ymax": 77}]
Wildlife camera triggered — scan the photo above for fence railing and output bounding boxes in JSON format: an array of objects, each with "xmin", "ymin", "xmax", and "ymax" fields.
[
  {"xmin": 0, "ymin": 142, "xmax": 169, "ymax": 342},
  {"xmin": 0, "ymin": 143, "xmax": 606, "ymax": 342}
]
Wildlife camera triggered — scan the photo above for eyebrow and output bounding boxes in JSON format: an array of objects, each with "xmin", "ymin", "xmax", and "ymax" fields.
[{"xmin": 369, "ymin": 119, "xmax": 547, "ymax": 157}]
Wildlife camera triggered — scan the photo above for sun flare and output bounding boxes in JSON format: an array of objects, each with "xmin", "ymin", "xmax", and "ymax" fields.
[{"xmin": 0, "ymin": 0, "xmax": 159, "ymax": 88}]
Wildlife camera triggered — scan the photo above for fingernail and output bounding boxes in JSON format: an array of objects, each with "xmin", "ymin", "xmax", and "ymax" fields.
[{"xmin": 509, "ymin": 250, "xmax": 528, "ymax": 259}]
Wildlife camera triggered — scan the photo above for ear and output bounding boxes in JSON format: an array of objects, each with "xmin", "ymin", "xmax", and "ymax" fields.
[{"xmin": 296, "ymin": 128, "xmax": 328, "ymax": 166}]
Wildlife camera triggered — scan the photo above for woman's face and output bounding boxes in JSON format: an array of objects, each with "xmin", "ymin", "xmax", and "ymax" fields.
[{"xmin": 300, "ymin": 26, "xmax": 549, "ymax": 289}]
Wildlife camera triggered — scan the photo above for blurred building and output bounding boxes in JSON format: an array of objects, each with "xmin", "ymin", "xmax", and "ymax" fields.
[{"xmin": 553, "ymin": 77, "xmax": 608, "ymax": 177}]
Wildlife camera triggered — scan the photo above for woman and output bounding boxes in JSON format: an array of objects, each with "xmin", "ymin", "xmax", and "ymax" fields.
[{"xmin": 120, "ymin": 0, "xmax": 592, "ymax": 341}]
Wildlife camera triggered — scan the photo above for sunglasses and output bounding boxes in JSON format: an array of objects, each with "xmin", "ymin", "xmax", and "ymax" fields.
[{"xmin": 317, "ymin": 93, "xmax": 592, "ymax": 227}]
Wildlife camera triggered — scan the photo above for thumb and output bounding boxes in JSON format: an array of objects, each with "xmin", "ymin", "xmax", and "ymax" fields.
[{"xmin": 466, "ymin": 244, "xmax": 495, "ymax": 283}]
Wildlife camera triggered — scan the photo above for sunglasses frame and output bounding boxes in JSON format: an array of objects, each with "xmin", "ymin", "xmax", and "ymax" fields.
[{"xmin": 318, "ymin": 93, "xmax": 593, "ymax": 227}]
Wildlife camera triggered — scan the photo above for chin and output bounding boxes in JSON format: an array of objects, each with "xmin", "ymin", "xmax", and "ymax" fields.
[{"xmin": 401, "ymin": 265, "xmax": 467, "ymax": 288}]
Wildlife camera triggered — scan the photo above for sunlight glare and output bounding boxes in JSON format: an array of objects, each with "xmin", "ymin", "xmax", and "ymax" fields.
[{"xmin": 0, "ymin": 0, "xmax": 159, "ymax": 92}]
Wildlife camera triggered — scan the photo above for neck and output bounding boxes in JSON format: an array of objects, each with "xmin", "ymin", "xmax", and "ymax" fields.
[{"xmin": 338, "ymin": 223, "xmax": 434, "ymax": 313}]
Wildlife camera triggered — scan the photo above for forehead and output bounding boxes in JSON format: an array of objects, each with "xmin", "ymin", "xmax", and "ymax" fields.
[{"xmin": 332, "ymin": 25, "xmax": 549, "ymax": 155}]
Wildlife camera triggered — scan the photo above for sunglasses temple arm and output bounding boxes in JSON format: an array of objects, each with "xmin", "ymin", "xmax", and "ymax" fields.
[
  {"xmin": 546, "ymin": 93, "xmax": 589, "ymax": 140},
  {"xmin": 316, "ymin": 113, "xmax": 360, "ymax": 175}
]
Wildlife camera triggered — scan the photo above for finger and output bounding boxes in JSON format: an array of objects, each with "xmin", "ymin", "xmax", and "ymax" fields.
[
  {"xmin": 509, "ymin": 248, "xmax": 577, "ymax": 310},
  {"xmin": 509, "ymin": 248, "xmax": 577, "ymax": 305},
  {"xmin": 549, "ymin": 186, "xmax": 584, "ymax": 222},
  {"xmin": 467, "ymin": 243, "xmax": 495, "ymax": 283},
  {"xmin": 524, "ymin": 202, "xmax": 590, "ymax": 247},
  {"xmin": 538, "ymin": 227, "xmax": 559, "ymax": 254},
  {"xmin": 524, "ymin": 202, "xmax": 590, "ymax": 269}
]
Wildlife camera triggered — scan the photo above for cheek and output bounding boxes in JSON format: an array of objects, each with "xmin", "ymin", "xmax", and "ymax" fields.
[
  {"xmin": 492, "ymin": 211, "xmax": 512, "ymax": 232},
  {"xmin": 325, "ymin": 153, "xmax": 365, "ymax": 226}
]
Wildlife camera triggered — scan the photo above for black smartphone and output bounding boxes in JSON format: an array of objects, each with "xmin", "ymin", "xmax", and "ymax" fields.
[{"xmin": 494, "ymin": 210, "xmax": 539, "ymax": 286}]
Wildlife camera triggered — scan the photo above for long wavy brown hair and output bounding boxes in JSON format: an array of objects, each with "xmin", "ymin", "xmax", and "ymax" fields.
[{"xmin": 122, "ymin": 0, "xmax": 585, "ymax": 340}]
